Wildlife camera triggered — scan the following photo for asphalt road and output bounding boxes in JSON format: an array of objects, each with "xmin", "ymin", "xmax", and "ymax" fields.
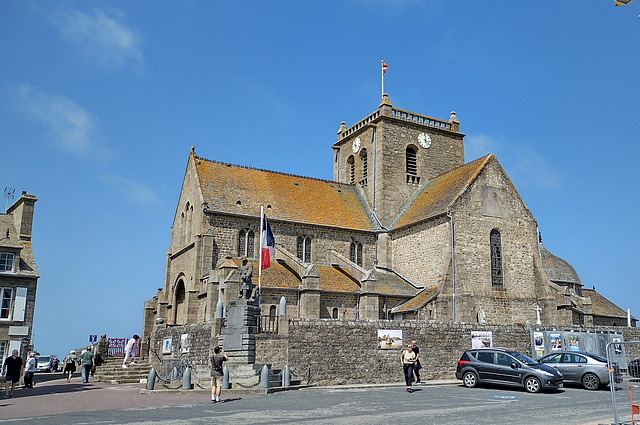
[{"xmin": 0, "ymin": 372, "xmax": 626, "ymax": 424}]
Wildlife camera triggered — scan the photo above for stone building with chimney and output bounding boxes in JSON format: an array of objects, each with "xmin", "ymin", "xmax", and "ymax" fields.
[
  {"xmin": 0, "ymin": 192, "xmax": 39, "ymax": 364},
  {"xmin": 142, "ymin": 95, "xmax": 634, "ymax": 345}
]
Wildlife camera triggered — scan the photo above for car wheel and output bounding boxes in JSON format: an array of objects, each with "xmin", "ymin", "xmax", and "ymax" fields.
[
  {"xmin": 524, "ymin": 376, "xmax": 541, "ymax": 393},
  {"xmin": 462, "ymin": 371, "xmax": 478, "ymax": 388},
  {"xmin": 582, "ymin": 373, "xmax": 600, "ymax": 390}
]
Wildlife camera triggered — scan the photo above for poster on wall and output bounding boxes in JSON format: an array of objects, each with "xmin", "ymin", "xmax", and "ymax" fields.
[
  {"xmin": 162, "ymin": 336, "xmax": 173, "ymax": 354},
  {"xmin": 569, "ymin": 335, "xmax": 580, "ymax": 352},
  {"xmin": 377, "ymin": 329, "xmax": 403, "ymax": 349},
  {"xmin": 613, "ymin": 337, "xmax": 623, "ymax": 355},
  {"xmin": 533, "ymin": 331, "xmax": 545, "ymax": 357},
  {"xmin": 550, "ymin": 333, "xmax": 562, "ymax": 351},
  {"xmin": 471, "ymin": 331, "xmax": 493, "ymax": 349},
  {"xmin": 181, "ymin": 333, "xmax": 191, "ymax": 354}
]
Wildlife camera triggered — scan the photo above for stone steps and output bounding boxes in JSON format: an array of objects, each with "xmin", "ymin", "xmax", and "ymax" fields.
[{"xmin": 93, "ymin": 358, "xmax": 151, "ymax": 384}]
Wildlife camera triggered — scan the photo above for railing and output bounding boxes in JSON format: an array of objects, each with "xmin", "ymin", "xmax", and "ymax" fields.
[
  {"xmin": 258, "ymin": 315, "xmax": 278, "ymax": 334},
  {"xmin": 338, "ymin": 110, "xmax": 381, "ymax": 140},
  {"xmin": 108, "ymin": 338, "xmax": 140, "ymax": 358},
  {"xmin": 391, "ymin": 108, "xmax": 452, "ymax": 131},
  {"xmin": 338, "ymin": 107, "xmax": 456, "ymax": 141}
]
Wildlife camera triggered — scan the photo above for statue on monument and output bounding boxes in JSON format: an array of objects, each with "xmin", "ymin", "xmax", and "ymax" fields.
[{"xmin": 238, "ymin": 256, "xmax": 253, "ymax": 300}]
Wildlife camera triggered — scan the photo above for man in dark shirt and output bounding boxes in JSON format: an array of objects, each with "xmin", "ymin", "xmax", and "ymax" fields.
[
  {"xmin": 3, "ymin": 349, "xmax": 24, "ymax": 398},
  {"xmin": 411, "ymin": 340, "xmax": 422, "ymax": 384}
]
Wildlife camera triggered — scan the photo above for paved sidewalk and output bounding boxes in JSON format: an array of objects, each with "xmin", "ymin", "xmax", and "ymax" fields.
[
  {"xmin": 0, "ymin": 372, "xmax": 458, "ymax": 420},
  {"xmin": 0, "ymin": 372, "xmax": 217, "ymax": 420}
]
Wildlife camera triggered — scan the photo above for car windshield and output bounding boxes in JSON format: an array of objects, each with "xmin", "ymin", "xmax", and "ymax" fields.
[
  {"xmin": 508, "ymin": 351, "xmax": 537, "ymax": 365},
  {"xmin": 36, "ymin": 356, "xmax": 50, "ymax": 363}
]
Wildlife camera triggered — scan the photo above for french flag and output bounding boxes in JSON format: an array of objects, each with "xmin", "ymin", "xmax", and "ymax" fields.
[{"xmin": 260, "ymin": 212, "xmax": 275, "ymax": 271}]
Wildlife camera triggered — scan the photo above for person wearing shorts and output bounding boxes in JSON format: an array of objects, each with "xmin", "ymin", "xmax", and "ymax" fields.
[
  {"xmin": 210, "ymin": 346, "xmax": 228, "ymax": 403},
  {"xmin": 3, "ymin": 350, "xmax": 24, "ymax": 398}
]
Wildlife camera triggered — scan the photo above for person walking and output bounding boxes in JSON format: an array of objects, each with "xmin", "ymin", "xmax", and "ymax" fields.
[
  {"xmin": 411, "ymin": 340, "xmax": 422, "ymax": 384},
  {"xmin": 2, "ymin": 349, "xmax": 24, "ymax": 398},
  {"xmin": 122, "ymin": 334, "xmax": 140, "ymax": 368},
  {"xmin": 79, "ymin": 346, "xmax": 95, "ymax": 384},
  {"xmin": 400, "ymin": 343, "xmax": 416, "ymax": 393},
  {"xmin": 23, "ymin": 352, "xmax": 36, "ymax": 388},
  {"xmin": 210, "ymin": 346, "xmax": 228, "ymax": 403},
  {"xmin": 63, "ymin": 350, "xmax": 78, "ymax": 382}
]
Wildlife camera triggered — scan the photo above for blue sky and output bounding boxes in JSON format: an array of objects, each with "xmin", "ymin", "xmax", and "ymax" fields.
[{"xmin": 1, "ymin": 1, "xmax": 639, "ymax": 358}]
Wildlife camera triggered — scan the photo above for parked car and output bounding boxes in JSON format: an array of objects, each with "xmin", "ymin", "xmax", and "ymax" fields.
[
  {"xmin": 456, "ymin": 348, "xmax": 564, "ymax": 393},
  {"xmin": 628, "ymin": 359, "xmax": 640, "ymax": 378},
  {"xmin": 537, "ymin": 351, "xmax": 622, "ymax": 390},
  {"xmin": 35, "ymin": 355, "xmax": 58, "ymax": 373}
]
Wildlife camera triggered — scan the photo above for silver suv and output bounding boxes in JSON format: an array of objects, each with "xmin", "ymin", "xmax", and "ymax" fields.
[{"xmin": 456, "ymin": 348, "xmax": 564, "ymax": 393}]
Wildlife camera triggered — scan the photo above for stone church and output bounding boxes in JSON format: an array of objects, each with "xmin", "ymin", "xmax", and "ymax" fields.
[{"xmin": 142, "ymin": 94, "xmax": 634, "ymax": 342}]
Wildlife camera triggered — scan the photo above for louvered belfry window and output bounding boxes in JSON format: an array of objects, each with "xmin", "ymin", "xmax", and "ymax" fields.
[
  {"xmin": 360, "ymin": 149, "xmax": 367, "ymax": 181},
  {"xmin": 347, "ymin": 156, "xmax": 355, "ymax": 184},
  {"xmin": 406, "ymin": 146, "xmax": 417, "ymax": 175},
  {"xmin": 490, "ymin": 229, "xmax": 503, "ymax": 287}
]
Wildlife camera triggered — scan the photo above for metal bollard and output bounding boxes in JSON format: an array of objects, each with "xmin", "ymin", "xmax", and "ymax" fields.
[
  {"xmin": 147, "ymin": 368, "xmax": 156, "ymax": 390},
  {"xmin": 222, "ymin": 366, "xmax": 230, "ymax": 389},
  {"xmin": 282, "ymin": 365, "xmax": 290, "ymax": 388},
  {"xmin": 260, "ymin": 364, "xmax": 270, "ymax": 389},
  {"xmin": 182, "ymin": 366, "xmax": 191, "ymax": 390}
]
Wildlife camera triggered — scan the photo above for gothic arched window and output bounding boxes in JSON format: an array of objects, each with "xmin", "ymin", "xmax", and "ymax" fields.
[
  {"xmin": 350, "ymin": 241, "xmax": 363, "ymax": 267},
  {"xmin": 297, "ymin": 236, "xmax": 311, "ymax": 263},
  {"xmin": 238, "ymin": 229, "xmax": 255, "ymax": 258},
  {"xmin": 490, "ymin": 229, "xmax": 503, "ymax": 287}
]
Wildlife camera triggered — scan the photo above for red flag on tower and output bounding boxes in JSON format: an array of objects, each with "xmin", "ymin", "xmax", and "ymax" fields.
[{"xmin": 381, "ymin": 60, "xmax": 389, "ymax": 74}]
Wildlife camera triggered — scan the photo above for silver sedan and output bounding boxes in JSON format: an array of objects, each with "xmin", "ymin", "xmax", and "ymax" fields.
[{"xmin": 537, "ymin": 351, "xmax": 621, "ymax": 390}]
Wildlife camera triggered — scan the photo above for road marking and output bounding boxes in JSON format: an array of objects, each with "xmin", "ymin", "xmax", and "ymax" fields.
[{"xmin": 490, "ymin": 394, "xmax": 520, "ymax": 400}]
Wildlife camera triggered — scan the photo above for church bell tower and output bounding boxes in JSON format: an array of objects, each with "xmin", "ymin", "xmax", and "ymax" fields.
[{"xmin": 332, "ymin": 94, "xmax": 465, "ymax": 226}]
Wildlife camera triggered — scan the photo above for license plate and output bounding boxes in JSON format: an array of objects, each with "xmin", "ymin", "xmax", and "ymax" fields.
[{"xmin": 557, "ymin": 382, "xmax": 563, "ymax": 388}]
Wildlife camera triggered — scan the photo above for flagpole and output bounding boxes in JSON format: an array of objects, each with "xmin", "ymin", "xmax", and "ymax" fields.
[
  {"xmin": 381, "ymin": 60, "xmax": 384, "ymax": 97},
  {"xmin": 258, "ymin": 205, "xmax": 264, "ymax": 293}
]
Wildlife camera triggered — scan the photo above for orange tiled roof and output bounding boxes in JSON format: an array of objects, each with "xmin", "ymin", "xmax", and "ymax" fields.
[
  {"xmin": 583, "ymin": 289, "xmax": 637, "ymax": 320},
  {"xmin": 391, "ymin": 155, "xmax": 492, "ymax": 229},
  {"xmin": 392, "ymin": 286, "xmax": 439, "ymax": 313},
  {"xmin": 195, "ymin": 155, "xmax": 377, "ymax": 231}
]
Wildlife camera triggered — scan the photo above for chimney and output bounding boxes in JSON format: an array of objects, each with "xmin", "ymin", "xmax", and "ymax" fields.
[{"xmin": 7, "ymin": 192, "xmax": 37, "ymax": 241}]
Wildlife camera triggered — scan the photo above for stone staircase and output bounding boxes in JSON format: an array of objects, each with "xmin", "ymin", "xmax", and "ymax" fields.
[{"xmin": 93, "ymin": 357, "xmax": 151, "ymax": 384}]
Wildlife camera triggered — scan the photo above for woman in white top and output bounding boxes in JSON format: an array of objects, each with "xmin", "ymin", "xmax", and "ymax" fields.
[
  {"xmin": 24, "ymin": 352, "xmax": 37, "ymax": 388},
  {"xmin": 400, "ymin": 344, "xmax": 417, "ymax": 392}
]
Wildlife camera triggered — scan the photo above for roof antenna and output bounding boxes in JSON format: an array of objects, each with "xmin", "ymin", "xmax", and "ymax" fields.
[{"xmin": 4, "ymin": 187, "xmax": 15, "ymax": 213}]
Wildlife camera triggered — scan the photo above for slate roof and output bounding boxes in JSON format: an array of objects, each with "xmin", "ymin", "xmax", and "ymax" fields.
[
  {"xmin": 391, "ymin": 155, "xmax": 492, "ymax": 229},
  {"xmin": 583, "ymin": 289, "xmax": 636, "ymax": 320},
  {"xmin": 539, "ymin": 244, "xmax": 582, "ymax": 285},
  {"xmin": 228, "ymin": 259, "xmax": 418, "ymax": 297},
  {"xmin": 195, "ymin": 155, "xmax": 377, "ymax": 231},
  {"xmin": 0, "ymin": 214, "xmax": 38, "ymax": 277},
  {"xmin": 392, "ymin": 286, "xmax": 439, "ymax": 313}
]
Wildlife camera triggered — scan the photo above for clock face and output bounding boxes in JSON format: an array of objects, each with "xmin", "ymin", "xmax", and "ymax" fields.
[
  {"xmin": 418, "ymin": 133, "xmax": 432, "ymax": 149},
  {"xmin": 352, "ymin": 137, "xmax": 361, "ymax": 153}
]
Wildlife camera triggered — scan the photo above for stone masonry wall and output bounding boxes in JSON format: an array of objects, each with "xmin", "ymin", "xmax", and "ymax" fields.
[{"xmin": 283, "ymin": 319, "xmax": 640, "ymax": 386}]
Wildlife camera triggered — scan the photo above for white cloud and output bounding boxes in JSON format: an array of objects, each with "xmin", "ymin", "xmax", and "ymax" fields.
[
  {"xmin": 53, "ymin": 7, "xmax": 142, "ymax": 69},
  {"xmin": 101, "ymin": 175, "xmax": 162, "ymax": 208},
  {"xmin": 11, "ymin": 83, "xmax": 112, "ymax": 160},
  {"xmin": 465, "ymin": 133, "xmax": 561, "ymax": 190}
]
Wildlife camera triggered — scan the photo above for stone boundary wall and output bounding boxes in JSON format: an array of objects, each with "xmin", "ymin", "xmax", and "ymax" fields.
[
  {"xmin": 148, "ymin": 319, "xmax": 640, "ymax": 387},
  {"xmin": 284, "ymin": 319, "xmax": 640, "ymax": 386},
  {"xmin": 149, "ymin": 323, "xmax": 212, "ymax": 379}
]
